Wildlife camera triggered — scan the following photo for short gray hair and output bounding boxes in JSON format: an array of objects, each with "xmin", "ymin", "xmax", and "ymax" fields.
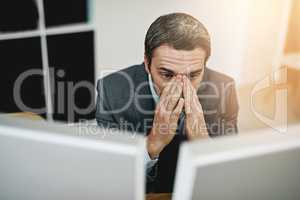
[{"xmin": 145, "ymin": 13, "xmax": 211, "ymax": 66}]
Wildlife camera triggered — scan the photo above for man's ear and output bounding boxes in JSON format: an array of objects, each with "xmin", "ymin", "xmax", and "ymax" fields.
[{"xmin": 144, "ymin": 55, "xmax": 150, "ymax": 74}]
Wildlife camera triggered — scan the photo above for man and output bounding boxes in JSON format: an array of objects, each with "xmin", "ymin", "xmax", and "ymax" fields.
[{"xmin": 96, "ymin": 13, "xmax": 239, "ymax": 193}]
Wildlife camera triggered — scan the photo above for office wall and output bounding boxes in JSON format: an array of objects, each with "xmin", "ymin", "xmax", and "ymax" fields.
[
  {"xmin": 285, "ymin": 0, "xmax": 300, "ymax": 53},
  {"xmin": 93, "ymin": 0, "xmax": 291, "ymax": 85}
]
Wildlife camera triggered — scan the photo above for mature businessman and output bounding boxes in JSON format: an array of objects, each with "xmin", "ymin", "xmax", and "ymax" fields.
[{"xmin": 96, "ymin": 13, "xmax": 239, "ymax": 193}]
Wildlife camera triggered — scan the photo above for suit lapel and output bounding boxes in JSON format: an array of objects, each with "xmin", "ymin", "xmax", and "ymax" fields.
[{"xmin": 132, "ymin": 63, "xmax": 156, "ymax": 134}]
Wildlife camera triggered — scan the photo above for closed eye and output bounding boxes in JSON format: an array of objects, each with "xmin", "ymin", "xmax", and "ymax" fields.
[
  {"xmin": 188, "ymin": 70, "xmax": 203, "ymax": 79},
  {"xmin": 160, "ymin": 73, "xmax": 174, "ymax": 79}
]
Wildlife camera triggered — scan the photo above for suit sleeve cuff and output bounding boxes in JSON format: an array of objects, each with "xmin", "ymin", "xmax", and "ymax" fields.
[{"xmin": 145, "ymin": 147, "xmax": 158, "ymax": 171}]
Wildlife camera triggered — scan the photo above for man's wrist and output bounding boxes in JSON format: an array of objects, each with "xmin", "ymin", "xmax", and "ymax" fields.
[
  {"xmin": 146, "ymin": 129, "xmax": 164, "ymax": 159},
  {"xmin": 147, "ymin": 139, "xmax": 161, "ymax": 159}
]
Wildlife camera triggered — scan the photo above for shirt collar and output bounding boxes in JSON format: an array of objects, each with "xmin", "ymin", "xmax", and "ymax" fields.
[{"xmin": 148, "ymin": 74, "xmax": 159, "ymax": 104}]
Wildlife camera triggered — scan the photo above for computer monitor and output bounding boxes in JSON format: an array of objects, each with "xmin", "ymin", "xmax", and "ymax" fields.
[
  {"xmin": 0, "ymin": 116, "xmax": 145, "ymax": 200},
  {"xmin": 173, "ymin": 126, "xmax": 300, "ymax": 200}
]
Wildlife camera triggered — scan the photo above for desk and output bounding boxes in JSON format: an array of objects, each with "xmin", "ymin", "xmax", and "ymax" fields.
[
  {"xmin": 146, "ymin": 193, "xmax": 172, "ymax": 200},
  {"xmin": 6, "ymin": 112, "xmax": 44, "ymax": 121}
]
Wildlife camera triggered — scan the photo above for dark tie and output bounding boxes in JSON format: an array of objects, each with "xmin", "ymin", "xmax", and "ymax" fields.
[
  {"xmin": 155, "ymin": 112, "xmax": 188, "ymax": 192},
  {"xmin": 177, "ymin": 112, "xmax": 187, "ymax": 139}
]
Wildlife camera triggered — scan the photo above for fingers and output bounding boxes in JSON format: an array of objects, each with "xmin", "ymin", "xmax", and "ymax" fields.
[
  {"xmin": 182, "ymin": 76, "xmax": 203, "ymax": 114},
  {"xmin": 173, "ymin": 97, "xmax": 185, "ymax": 115},
  {"xmin": 159, "ymin": 76, "xmax": 183, "ymax": 112},
  {"xmin": 157, "ymin": 78, "xmax": 176, "ymax": 113},
  {"xmin": 169, "ymin": 98, "xmax": 184, "ymax": 123},
  {"xmin": 183, "ymin": 76, "xmax": 192, "ymax": 115},
  {"xmin": 160, "ymin": 77, "xmax": 176, "ymax": 100},
  {"xmin": 166, "ymin": 77, "xmax": 183, "ymax": 111}
]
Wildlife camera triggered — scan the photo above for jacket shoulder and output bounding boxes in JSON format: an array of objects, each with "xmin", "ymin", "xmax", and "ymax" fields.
[
  {"xmin": 100, "ymin": 64, "xmax": 141, "ymax": 84},
  {"xmin": 96, "ymin": 64, "xmax": 147, "ymax": 112},
  {"xmin": 97, "ymin": 64, "xmax": 146, "ymax": 90}
]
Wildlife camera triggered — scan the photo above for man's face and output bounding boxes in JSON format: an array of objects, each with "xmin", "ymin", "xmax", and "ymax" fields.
[{"xmin": 145, "ymin": 45, "xmax": 206, "ymax": 96}]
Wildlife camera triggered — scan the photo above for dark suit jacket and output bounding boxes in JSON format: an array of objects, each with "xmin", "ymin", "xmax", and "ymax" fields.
[{"xmin": 95, "ymin": 63, "xmax": 239, "ymax": 193}]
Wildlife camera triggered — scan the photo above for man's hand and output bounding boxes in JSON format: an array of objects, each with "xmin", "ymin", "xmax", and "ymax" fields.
[
  {"xmin": 183, "ymin": 76, "xmax": 209, "ymax": 140},
  {"xmin": 147, "ymin": 75, "xmax": 184, "ymax": 159}
]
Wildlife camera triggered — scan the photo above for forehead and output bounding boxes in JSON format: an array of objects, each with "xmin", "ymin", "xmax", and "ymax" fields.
[{"xmin": 152, "ymin": 45, "xmax": 206, "ymax": 72}]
